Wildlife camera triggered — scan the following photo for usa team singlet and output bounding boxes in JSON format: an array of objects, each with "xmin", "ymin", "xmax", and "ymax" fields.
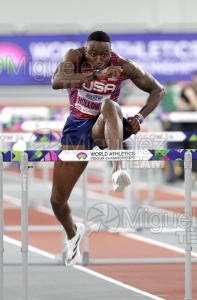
[
  {"xmin": 68, "ymin": 48, "xmax": 124, "ymax": 120},
  {"xmin": 61, "ymin": 48, "xmax": 131, "ymax": 148}
]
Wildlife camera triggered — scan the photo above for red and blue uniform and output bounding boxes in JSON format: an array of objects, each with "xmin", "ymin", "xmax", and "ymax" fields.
[
  {"xmin": 68, "ymin": 49, "xmax": 123, "ymax": 120},
  {"xmin": 61, "ymin": 49, "xmax": 131, "ymax": 148}
]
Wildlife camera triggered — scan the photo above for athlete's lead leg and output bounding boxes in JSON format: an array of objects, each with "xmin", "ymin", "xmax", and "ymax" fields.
[{"xmin": 92, "ymin": 99, "xmax": 131, "ymax": 192}]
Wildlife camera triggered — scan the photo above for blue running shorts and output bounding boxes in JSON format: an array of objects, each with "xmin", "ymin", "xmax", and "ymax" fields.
[{"xmin": 61, "ymin": 115, "xmax": 132, "ymax": 149}]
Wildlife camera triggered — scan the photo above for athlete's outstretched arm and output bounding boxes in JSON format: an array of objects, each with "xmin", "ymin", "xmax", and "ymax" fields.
[
  {"xmin": 52, "ymin": 49, "xmax": 91, "ymax": 89},
  {"xmin": 52, "ymin": 49, "xmax": 122, "ymax": 89},
  {"xmin": 121, "ymin": 59, "xmax": 165, "ymax": 119}
]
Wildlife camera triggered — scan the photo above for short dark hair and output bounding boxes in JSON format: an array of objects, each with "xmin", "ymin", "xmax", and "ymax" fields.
[{"xmin": 88, "ymin": 31, "xmax": 111, "ymax": 43}]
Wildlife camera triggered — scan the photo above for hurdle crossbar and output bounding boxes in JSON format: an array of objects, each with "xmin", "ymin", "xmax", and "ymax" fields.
[{"xmin": 0, "ymin": 149, "xmax": 197, "ymax": 162}]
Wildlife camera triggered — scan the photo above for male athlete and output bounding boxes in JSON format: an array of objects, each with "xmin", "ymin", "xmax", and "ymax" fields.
[{"xmin": 51, "ymin": 31, "xmax": 164, "ymax": 267}]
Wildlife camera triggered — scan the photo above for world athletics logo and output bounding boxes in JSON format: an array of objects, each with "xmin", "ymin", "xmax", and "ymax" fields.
[
  {"xmin": 0, "ymin": 43, "xmax": 27, "ymax": 75},
  {"xmin": 76, "ymin": 152, "xmax": 88, "ymax": 160}
]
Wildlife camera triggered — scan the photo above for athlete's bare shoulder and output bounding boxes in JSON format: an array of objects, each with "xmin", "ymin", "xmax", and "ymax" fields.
[
  {"xmin": 64, "ymin": 47, "xmax": 85, "ymax": 63},
  {"xmin": 118, "ymin": 56, "xmax": 163, "ymax": 94},
  {"xmin": 62, "ymin": 47, "xmax": 86, "ymax": 73},
  {"xmin": 118, "ymin": 57, "xmax": 144, "ymax": 80}
]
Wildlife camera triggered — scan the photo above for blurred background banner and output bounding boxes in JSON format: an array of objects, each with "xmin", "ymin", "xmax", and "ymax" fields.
[{"xmin": 1, "ymin": 33, "xmax": 197, "ymax": 85}]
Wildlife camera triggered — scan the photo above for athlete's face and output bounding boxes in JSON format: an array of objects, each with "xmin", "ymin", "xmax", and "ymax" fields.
[{"xmin": 86, "ymin": 41, "xmax": 111, "ymax": 70}]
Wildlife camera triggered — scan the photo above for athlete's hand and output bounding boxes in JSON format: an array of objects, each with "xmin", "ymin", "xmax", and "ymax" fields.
[
  {"xmin": 125, "ymin": 117, "xmax": 140, "ymax": 134},
  {"xmin": 98, "ymin": 66, "xmax": 123, "ymax": 80}
]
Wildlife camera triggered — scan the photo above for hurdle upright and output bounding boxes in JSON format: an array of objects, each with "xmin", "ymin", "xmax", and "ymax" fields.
[
  {"xmin": 0, "ymin": 153, "xmax": 3, "ymax": 300},
  {"xmin": 184, "ymin": 151, "xmax": 192, "ymax": 300},
  {"xmin": 20, "ymin": 152, "xmax": 29, "ymax": 300}
]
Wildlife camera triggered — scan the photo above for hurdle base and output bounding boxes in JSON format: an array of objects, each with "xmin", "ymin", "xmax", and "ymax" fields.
[{"xmin": 81, "ymin": 251, "xmax": 89, "ymax": 265}]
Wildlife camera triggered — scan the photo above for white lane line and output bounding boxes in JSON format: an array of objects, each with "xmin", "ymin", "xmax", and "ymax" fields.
[
  {"xmin": 75, "ymin": 265, "xmax": 166, "ymax": 300},
  {"xmin": 121, "ymin": 233, "xmax": 197, "ymax": 257},
  {"xmin": 160, "ymin": 185, "xmax": 197, "ymax": 198},
  {"xmin": 4, "ymin": 235, "xmax": 165, "ymax": 300},
  {"xmin": 4, "ymin": 235, "xmax": 56, "ymax": 259},
  {"xmin": 3, "ymin": 194, "xmax": 21, "ymax": 207},
  {"xmin": 4, "ymin": 193, "xmax": 194, "ymax": 257}
]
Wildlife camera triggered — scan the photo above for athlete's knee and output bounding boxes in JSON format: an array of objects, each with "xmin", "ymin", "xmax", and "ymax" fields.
[
  {"xmin": 50, "ymin": 190, "xmax": 68, "ymax": 208},
  {"xmin": 101, "ymin": 98, "xmax": 114, "ymax": 112},
  {"xmin": 101, "ymin": 99, "xmax": 122, "ymax": 119}
]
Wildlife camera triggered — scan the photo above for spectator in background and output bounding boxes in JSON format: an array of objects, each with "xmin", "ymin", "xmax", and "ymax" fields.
[
  {"xmin": 178, "ymin": 71, "xmax": 197, "ymax": 112},
  {"xmin": 177, "ymin": 71, "xmax": 197, "ymax": 181},
  {"xmin": 161, "ymin": 82, "xmax": 181, "ymax": 183}
]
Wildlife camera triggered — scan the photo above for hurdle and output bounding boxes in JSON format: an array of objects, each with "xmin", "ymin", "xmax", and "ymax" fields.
[
  {"xmin": 0, "ymin": 153, "xmax": 3, "ymax": 300},
  {"xmin": 78, "ymin": 149, "xmax": 195, "ymax": 300},
  {"xmin": 1, "ymin": 130, "xmax": 196, "ymax": 205},
  {"xmin": 0, "ymin": 149, "xmax": 196, "ymax": 300},
  {"xmin": 128, "ymin": 131, "xmax": 197, "ymax": 208}
]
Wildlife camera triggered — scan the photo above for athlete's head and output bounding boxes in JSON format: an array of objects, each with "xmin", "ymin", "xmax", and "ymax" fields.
[
  {"xmin": 86, "ymin": 31, "xmax": 111, "ymax": 70},
  {"xmin": 88, "ymin": 31, "xmax": 111, "ymax": 43}
]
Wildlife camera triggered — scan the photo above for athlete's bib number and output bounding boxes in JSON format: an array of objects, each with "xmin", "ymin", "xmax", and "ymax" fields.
[{"xmin": 75, "ymin": 90, "xmax": 111, "ymax": 116}]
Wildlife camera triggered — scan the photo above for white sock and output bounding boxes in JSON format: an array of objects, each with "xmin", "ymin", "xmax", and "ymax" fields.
[{"xmin": 112, "ymin": 170, "xmax": 131, "ymax": 192}]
